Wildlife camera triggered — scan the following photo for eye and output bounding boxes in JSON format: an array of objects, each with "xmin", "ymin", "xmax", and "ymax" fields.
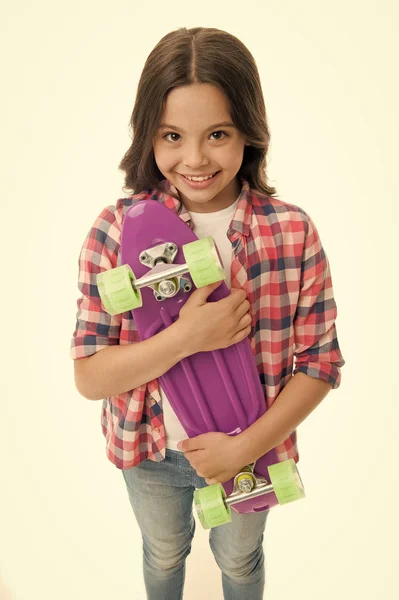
[
  {"xmin": 163, "ymin": 130, "xmax": 228, "ymax": 142},
  {"xmin": 210, "ymin": 131, "xmax": 227, "ymax": 141}
]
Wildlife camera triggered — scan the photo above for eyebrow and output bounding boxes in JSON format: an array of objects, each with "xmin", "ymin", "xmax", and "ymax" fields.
[{"xmin": 158, "ymin": 121, "xmax": 235, "ymax": 132}]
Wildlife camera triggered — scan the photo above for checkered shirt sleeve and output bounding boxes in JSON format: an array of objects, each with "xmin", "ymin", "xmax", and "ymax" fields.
[
  {"xmin": 293, "ymin": 214, "xmax": 345, "ymax": 388},
  {"xmin": 71, "ymin": 205, "xmax": 126, "ymax": 359}
]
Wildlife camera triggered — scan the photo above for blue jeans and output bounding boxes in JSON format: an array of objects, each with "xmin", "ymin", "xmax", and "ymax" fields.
[{"xmin": 122, "ymin": 448, "xmax": 269, "ymax": 600}]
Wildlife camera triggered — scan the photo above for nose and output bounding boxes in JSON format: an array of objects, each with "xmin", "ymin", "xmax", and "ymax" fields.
[{"xmin": 182, "ymin": 142, "xmax": 210, "ymax": 170}]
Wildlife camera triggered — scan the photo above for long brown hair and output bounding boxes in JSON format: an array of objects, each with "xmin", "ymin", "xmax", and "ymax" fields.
[{"xmin": 119, "ymin": 27, "xmax": 277, "ymax": 201}]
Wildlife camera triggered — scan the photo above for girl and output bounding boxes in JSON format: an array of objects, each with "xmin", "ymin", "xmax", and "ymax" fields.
[{"xmin": 71, "ymin": 27, "xmax": 345, "ymax": 600}]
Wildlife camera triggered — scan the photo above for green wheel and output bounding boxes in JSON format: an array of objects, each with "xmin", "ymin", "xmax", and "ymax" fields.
[
  {"xmin": 194, "ymin": 483, "xmax": 232, "ymax": 529},
  {"xmin": 268, "ymin": 459, "xmax": 305, "ymax": 505},
  {"xmin": 182, "ymin": 237, "xmax": 226, "ymax": 288},
  {"xmin": 96, "ymin": 265, "xmax": 142, "ymax": 315}
]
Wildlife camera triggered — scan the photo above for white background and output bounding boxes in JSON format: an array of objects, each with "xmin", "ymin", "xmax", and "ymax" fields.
[{"xmin": 1, "ymin": 1, "xmax": 398, "ymax": 598}]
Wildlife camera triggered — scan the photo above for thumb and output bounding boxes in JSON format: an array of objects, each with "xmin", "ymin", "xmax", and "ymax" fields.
[{"xmin": 187, "ymin": 280, "xmax": 223, "ymax": 306}]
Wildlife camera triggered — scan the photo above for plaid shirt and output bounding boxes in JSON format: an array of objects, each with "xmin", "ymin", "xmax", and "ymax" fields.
[{"xmin": 70, "ymin": 177, "xmax": 345, "ymax": 470}]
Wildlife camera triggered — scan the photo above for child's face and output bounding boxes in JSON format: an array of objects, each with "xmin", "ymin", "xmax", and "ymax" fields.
[{"xmin": 152, "ymin": 83, "xmax": 249, "ymax": 213}]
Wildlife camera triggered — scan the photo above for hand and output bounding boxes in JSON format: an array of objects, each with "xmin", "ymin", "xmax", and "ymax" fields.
[
  {"xmin": 177, "ymin": 432, "xmax": 246, "ymax": 485},
  {"xmin": 176, "ymin": 281, "xmax": 252, "ymax": 356}
]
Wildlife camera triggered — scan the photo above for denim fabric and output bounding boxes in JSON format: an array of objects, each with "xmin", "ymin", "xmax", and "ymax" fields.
[{"xmin": 122, "ymin": 448, "xmax": 269, "ymax": 599}]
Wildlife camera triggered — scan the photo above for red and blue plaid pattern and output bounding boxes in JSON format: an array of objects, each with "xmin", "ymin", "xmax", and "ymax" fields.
[{"xmin": 70, "ymin": 177, "xmax": 345, "ymax": 469}]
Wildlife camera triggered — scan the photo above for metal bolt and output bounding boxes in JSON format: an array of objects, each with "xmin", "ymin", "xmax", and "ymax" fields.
[
  {"xmin": 180, "ymin": 277, "xmax": 192, "ymax": 292},
  {"xmin": 158, "ymin": 280, "xmax": 177, "ymax": 297},
  {"xmin": 237, "ymin": 477, "xmax": 255, "ymax": 493}
]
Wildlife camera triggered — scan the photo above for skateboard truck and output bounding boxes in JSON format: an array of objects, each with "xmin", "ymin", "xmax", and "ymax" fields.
[
  {"xmin": 229, "ymin": 464, "xmax": 272, "ymax": 505},
  {"xmin": 138, "ymin": 242, "xmax": 193, "ymax": 301},
  {"xmin": 194, "ymin": 458, "xmax": 305, "ymax": 529},
  {"xmin": 139, "ymin": 242, "xmax": 179, "ymax": 267},
  {"xmin": 97, "ymin": 235, "xmax": 226, "ymax": 315},
  {"xmin": 233, "ymin": 463, "xmax": 257, "ymax": 493},
  {"xmin": 215, "ymin": 462, "xmax": 273, "ymax": 507}
]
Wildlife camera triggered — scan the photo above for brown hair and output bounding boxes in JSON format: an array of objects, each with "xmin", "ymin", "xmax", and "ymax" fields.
[{"xmin": 118, "ymin": 27, "xmax": 278, "ymax": 201}]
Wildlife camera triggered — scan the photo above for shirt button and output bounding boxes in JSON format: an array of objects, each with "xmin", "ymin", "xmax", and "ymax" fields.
[{"xmin": 154, "ymin": 427, "xmax": 160, "ymax": 433}]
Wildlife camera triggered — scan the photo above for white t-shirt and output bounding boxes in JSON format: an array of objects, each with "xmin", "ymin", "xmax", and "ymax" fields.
[{"xmin": 160, "ymin": 196, "xmax": 240, "ymax": 451}]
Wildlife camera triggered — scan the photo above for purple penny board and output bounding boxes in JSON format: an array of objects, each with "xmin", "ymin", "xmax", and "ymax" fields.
[{"xmin": 121, "ymin": 199, "xmax": 279, "ymax": 513}]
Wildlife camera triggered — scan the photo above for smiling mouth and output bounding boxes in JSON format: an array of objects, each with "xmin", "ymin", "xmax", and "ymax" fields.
[{"xmin": 180, "ymin": 171, "xmax": 220, "ymax": 180}]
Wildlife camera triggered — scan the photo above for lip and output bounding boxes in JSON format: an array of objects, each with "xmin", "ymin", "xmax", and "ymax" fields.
[
  {"xmin": 180, "ymin": 173, "xmax": 217, "ymax": 177},
  {"xmin": 178, "ymin": 171, "xmax": 221, "ymax": 189}
]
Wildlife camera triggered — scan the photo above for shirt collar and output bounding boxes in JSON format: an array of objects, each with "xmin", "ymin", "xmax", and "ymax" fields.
[{"xmin": 146, "ymin": 176, "xmax": 253, "ymax": 237}]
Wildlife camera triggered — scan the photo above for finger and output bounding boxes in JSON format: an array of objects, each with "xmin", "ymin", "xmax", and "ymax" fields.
[
  {"xmin": 228, "ymin": 288, "xmax": 247, "ymax": 308},
  {"xmin": 232, "ymin": 324, "xmax": 252, "ymax": 343},
  {"xmin": 235, "ymin": 299, "xmax": 251, "ymax": 319},
  {"xmin": 238, "ymin": 312, "xmax": 252, "ymax": 329},
  {"xmin": 218, "ymin": 287, "xmax": 245, "ymax": 304}
]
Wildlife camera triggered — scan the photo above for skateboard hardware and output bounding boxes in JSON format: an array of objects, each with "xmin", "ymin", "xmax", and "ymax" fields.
[
  {"xmin": 136, "ymin": 262, "xmax": 191, "ymax": 301},
  {"xmin": 139, "ymin": 243, "xmax": 178, "ymax": 268},
  {"xmin": 138, "ymin": 242, "xmax": 193, "ymax": 301},
  {"xmin": 234, "ymin": 463, "xmax": 257, "ymax": 493},
  {"xmin": 194, "ymin": 458, "xmax": 305, "ymax": 529},
  {"xmin": 225, "ymin": 477, "xmax": 273, "ymax": 507}
]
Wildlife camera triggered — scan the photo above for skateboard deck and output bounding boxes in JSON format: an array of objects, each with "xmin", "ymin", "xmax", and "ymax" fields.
[{"xmin": 120, "ymin": 199, "xmax": 281, "ymax": 514}]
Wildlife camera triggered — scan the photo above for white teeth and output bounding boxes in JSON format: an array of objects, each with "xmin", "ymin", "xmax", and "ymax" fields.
[{"xmin": 184, "ymin": 173, "xmax": 216, "ymax": 182}]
